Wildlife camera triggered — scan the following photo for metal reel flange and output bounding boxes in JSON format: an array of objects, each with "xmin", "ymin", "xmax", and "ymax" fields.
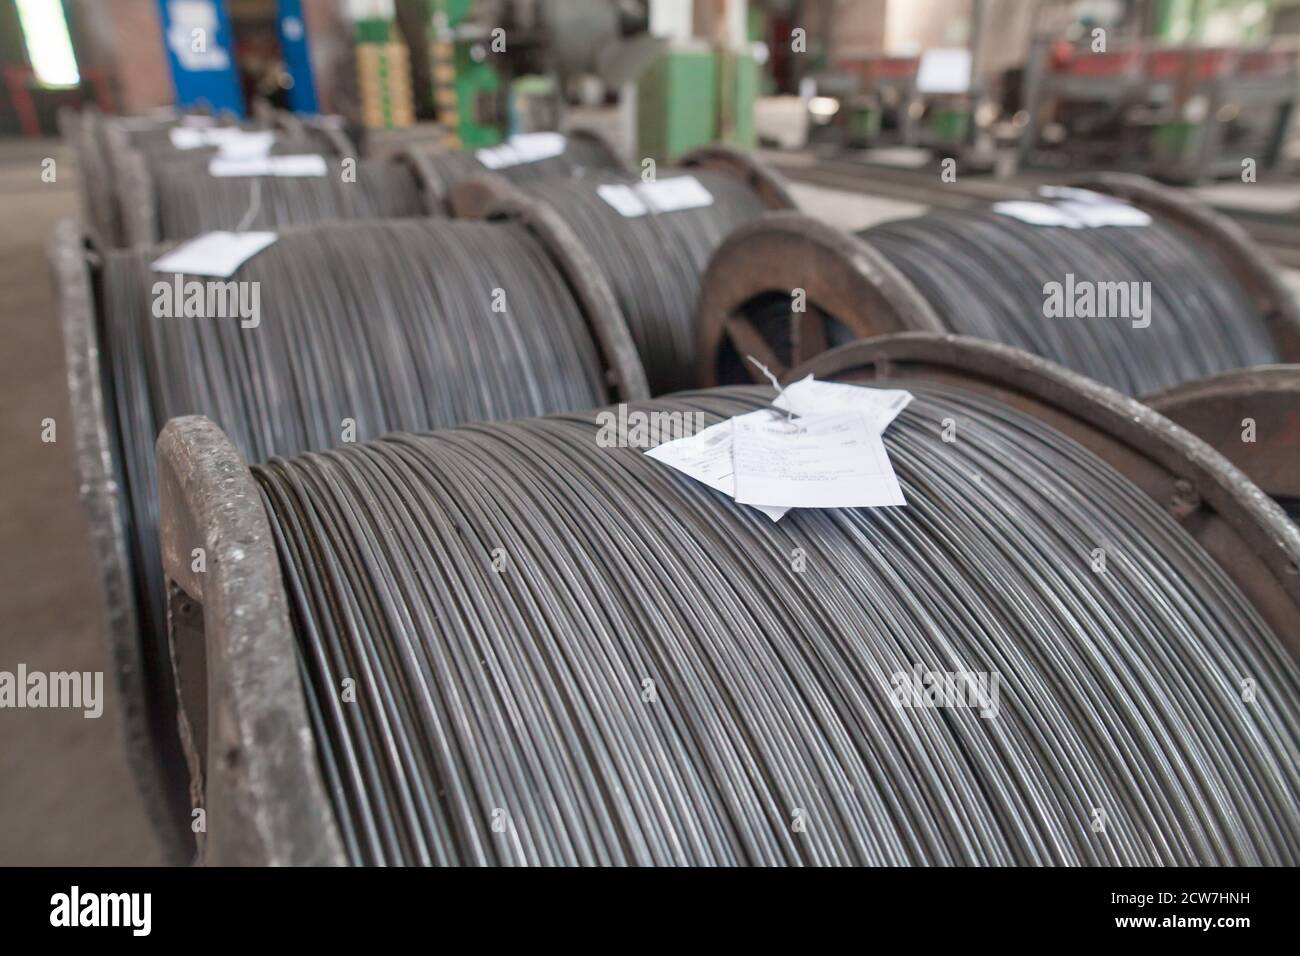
[
  {"xmin": 480, "ymin": 193, "xmax": 651, "ymax": 402},
  {"xmin": 566, "ymin": 126, "xmax": 631, "ymax": 175},
  {"xmin": 787, "ymin": 332, "xmax": 1300, "ymax": 664},
  {"xmin": 1143, "ymin": 365, "xmax": 1300, "ymax": 503},
  {"xmin": 695, "ymin": 213, "xmax": 943, "ymax": 386},
  {"xmin": 117, "ymin": 146, "xmax": 157, "ymax": 248},
  {"xmin": 1069, "ymin": 172, "xmax": 1300, "ymax": 362},
  {"xmin": 393, "ymin": 144, "xmax": 452, "ymax": 216},
  {"xmin": 445, "ymin": 170, "xmax": 526, "ymax": 219},
  {"xmin": 676, "ymin": 143, "xmax": 798, "ymax": 211},
  {"xmin": 157, "ymin": 415, "xmax": 346, "ymax": 867},
  {"xmin": 50, "ymin": 218, "xmax": 194, "ymax": 863}
]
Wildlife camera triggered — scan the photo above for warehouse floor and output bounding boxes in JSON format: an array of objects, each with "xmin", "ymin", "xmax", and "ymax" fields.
[
  {"xmin": 2, "ymin": 130, "xmax": 1298, "ymax": 865},
  {"xmin": 0, "ymin": 138, "xmax": 162, "ymax": 865}
]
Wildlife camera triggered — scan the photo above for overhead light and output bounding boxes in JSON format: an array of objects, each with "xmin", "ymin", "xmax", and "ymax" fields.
[
  {"xmin": 15, "ymin": 0, "xmax": 80, "ymax": 88},
  {"xmin": 808, "ymin": 96, "xmax": 840, "ymax": 118}
]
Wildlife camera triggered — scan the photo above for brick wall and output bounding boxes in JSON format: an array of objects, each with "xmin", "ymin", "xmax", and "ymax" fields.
[{"xmin": 72, "ymin": 0, "xmax": 172, "ymax": 114}]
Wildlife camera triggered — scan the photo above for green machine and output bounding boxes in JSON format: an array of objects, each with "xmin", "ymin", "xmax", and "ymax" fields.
[
  {"xmin": 636, "ymin": 44, "xmax": 758, "ymax": 164},
  {"xmin": 450, "ymin": 36, "xmax": 502, "ymax": 147},
  {"xmin": 427, "ymin": 0, "xmax": 502, "ymax": 147}
]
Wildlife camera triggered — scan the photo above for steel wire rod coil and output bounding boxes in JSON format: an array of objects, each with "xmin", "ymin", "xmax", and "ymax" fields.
[
  {"xmin": 238, "ymin": 380, "xmax": 1300, "ymax": 866},
  {"xmin": 861, "ymin": 208, "xmax": 1276, "ymax": 393},
  {"xmin": 109, "ymin": 129, "xmax": 334, "ymax": 246},
  {"xmin": 696, "ymin": 179, "xmax": 1297, "ymax": 395},
  {"xmin": 457, "ymin": 166, "xmax": 783, "ymax": 394},
  {"xmin": 76, "ymin": 212, "xmax": 644, "ymax": 858},
  {"xmin": 149, "ymin": 158, "xmax": 425, "ymax": 239},
  {"xmin": 403, "ymin": 130, "xmax": 624, "ymax": 210}
]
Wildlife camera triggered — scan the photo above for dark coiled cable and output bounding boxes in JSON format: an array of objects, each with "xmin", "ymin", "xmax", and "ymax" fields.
[
  {"xmin": 254, "ymin": 383, "xmax": 1300, "ymax": 866},
  {"xmin": 100, "ymin": 218, "xmax": 616, "ymax": 791},
  {"xmin": 517, "ymin": 170, "xmax": 769, "ymax": 394},
  {"xmin": 415, "ymin": 133, "xmax": 620, "ymax": 192},
  {"xmin": 150, "ymin": 158, "xmax": 424, "ymax": 239},
  {"xmin": 860, "ymin": 208, "xmax": 1278, "ymax": 395}
]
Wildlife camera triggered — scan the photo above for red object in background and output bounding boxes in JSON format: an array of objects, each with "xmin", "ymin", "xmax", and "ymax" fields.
[
  {"xmin": 4, "ymin": 64, "xmax": 117, "ymax": 138},
  {"xmin": 1053, "ymin": 47, "xmax": 1143, "ymax": 77},
  {"xmin": 868, "ymin": 56, "xmax": 920, "ymax": 80},
  {"xmin": 1238, "ymin": 48, "xmax": 1298, "ymax": 78},
  {"xmin": 769, "ymin": 16, "xmax": 792, "ymax": 92},
  {"xmin": 3, "ymin": 66, "xmax": 40, "ymax": 137},
  {"xmin": 1146, "ymin": 47, "xmax": 1237, "ymax": 81}
]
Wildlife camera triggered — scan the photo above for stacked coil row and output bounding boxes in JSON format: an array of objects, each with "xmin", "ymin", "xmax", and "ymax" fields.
[{"xmin": 53, "ymin": 105, "xmax": 1300, "ymax": 868}]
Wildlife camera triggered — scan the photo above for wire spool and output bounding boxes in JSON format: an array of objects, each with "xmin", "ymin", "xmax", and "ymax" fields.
[
  {"xmin": 147, "ymin": 158, "xmax": 426, "ymax": 241},
  {"xmin": 695, "ymin": 175, "xmax": 1300, "ymax": 394},
  {"xmin": 103, "ymin": 119, "xmax": 339, "ymax": 245},
  {"xmin": 50, "ymin": 208, "xmax": 647, "ymax": 863},
  {"xmin": 399, "ymin": 129, "xmax": 626, "ymax": 213},
  {"xmin": 61, "ymin": 108, "xmax": 120, "ymax": 248},
  {"xmin": 452, "ymin": 146, "xmax": 797, "ymax": 394},
  {"xmin": 1143, "ymin": 365, "xmax": 1300, "ymax": 513},
  {"xmin": 155, "ymin": 333, "xmax": 1299, "ymax": 865}
]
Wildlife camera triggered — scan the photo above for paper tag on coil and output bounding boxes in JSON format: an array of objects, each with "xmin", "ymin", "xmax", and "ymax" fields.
[
  {"xmin": 596, "ymin": 183, "xmax": 650, "ymax": 217},
  {"xmin": 208, "ymin": 154, "xmax": 328, "ymax": 177},
  {"xmin": 476, "ymin": 132, "xmax": 567, "ymax": 169},
  {"xmin": 732, "ymin": 411, "xmax": 906, "ymax": 510},
  {"xmin": 991, "ymin": 201, "xmax": 1082, "ymax": 228},
  {"xmin": 774, "ymin": 376, "xmax": 913, "ymax": 430},
  {"xmin": 151, "ymin": 231, "xmax": 278, "ymax": 278},
  {"xmin": 598, "ymin": 176, "xmax": 715, "ymax": 217},
  {"xmin": 645, "ymin": 417, "xmax": 788, "ymax": 521},
  {"xmin": 637, "ymin": 176, "xmax": 714, "ymax": 213}
]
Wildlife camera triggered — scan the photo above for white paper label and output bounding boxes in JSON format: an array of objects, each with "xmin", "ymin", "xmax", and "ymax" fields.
[
  {"xmin": 596, "ymin": 184, "xmax": 649, "ymax": 217},
  {"xmin": 476, "ymin": 132, "xmax": 567, "ymax": 170},
  {"xmin": 774, "ymin": 376, "xmax": 913, "ymax": 431},
  {"xmin": 598, "ymin": 175, "xmax": 715, "ymax": 217},
  {"xmin": 214, "ymin": 129, "xmax": 276, "ymax": 159},
  {"xmin": 169, "ymin": 126, "xmax": 277, "ymax": 159},
  {"xmin": 995, "ymin": 196, "xmax": 1150, "ymax": 229},
  {"xmin": 644, "ymin": 417, "xmax": 788, "ymax": 521},
  {"xmin": 1055, "ymin": 200, "xmax": 1151, "ymax": 228},
  {"xmin": 151, "ymin": 231, "xmax": 278, "ymax": 278},
  {"xmin": 637, "ymin": 176, "xmax": 714, "ymax": 213},
  {"xmin": 168, "ymin": 127, "xmax": 208, "ymax": 150},
  {"xmin": 732, "ymin": 411, "xmax": 906, "ymax": 510},
  {"xmin": 991, "ymin": 200, "xmax": 1082, "ymax": 228},
  {"xmin": 208, "ymin": 154, "xmax": 328, "ymax": 177}
]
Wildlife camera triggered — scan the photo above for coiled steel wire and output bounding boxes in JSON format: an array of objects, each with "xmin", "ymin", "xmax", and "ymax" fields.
[
  {"xmin": 859, "ymin": 208, "xmax": 1278, "ymax": 395},
  {"xmin": 150, "ymin": 158, "xmax": 424, "ymax": 239},
  {"xmin": 254, "ymin": 384, "xmax": 1300, "ymax": 866},
  {"xmin": 101, "ymin": 218, "xmax": 616, "ymax": 781},
  {"xmin": 416, "ymin": 133, "xmax": 619, "ymax": 192},
  {"xmin": 515, "ymin": 170, "xmax": 769, "ymax": 394}
]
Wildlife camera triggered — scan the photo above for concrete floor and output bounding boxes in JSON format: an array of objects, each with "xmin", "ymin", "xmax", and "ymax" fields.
[{"xmin": 0, "ymin": 138, "xmax": 162, "ymax": 864}]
